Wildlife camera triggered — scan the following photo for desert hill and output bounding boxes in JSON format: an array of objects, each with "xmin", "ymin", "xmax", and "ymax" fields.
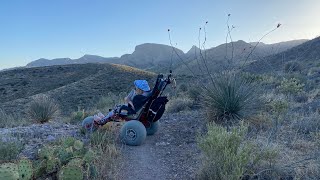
[
  {"xmin": 0, "ymin": 63, "xmax": 155, "ymax": 116},
  {"xmin": 245, "ymin": 36, "xmax": 320, "ymax": 74}
]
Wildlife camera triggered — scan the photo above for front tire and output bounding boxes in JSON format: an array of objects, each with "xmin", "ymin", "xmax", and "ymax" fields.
[
  {"xmin": 82, "ymin": 116, "xmax": 98, "ymax": 133},
  {"xmin": 120, "ymin": 120, "xmax": 147, "ymax": 146}
]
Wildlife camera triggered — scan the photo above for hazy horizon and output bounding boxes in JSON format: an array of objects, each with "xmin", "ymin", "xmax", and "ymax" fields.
[{"xmin": 1, "ymin": 0, "xmax": 320, "ymax": 69}]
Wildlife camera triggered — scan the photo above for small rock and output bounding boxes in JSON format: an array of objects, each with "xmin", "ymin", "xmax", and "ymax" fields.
[{"xmin": 47, "ymin": 135, "xmax": 56, "ymax": 141}]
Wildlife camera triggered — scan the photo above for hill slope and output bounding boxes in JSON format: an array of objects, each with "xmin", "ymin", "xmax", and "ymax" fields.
[
  {"xmin": 24, "ymin": 40, "xmax": 307, "ymax": 73},
  {"xmin": 0, "ymin": 63, "xmax": 155, "ymax": 116},
  {"xmin": 245, "ymin": 37, "xmax": 320, "ymax": 74}
]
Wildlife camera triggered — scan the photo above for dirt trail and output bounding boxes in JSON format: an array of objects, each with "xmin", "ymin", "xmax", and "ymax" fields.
[{"xmin": 118, "ymin": 111, "xmax": 205, "ymax": 180}]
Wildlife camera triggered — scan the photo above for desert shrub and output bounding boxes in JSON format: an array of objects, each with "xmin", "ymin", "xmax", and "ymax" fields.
[
  {"xmin": 308, "ymin": 66, "xmax": 320, "ymax": 76},
  {"xmin": 292, "ymin": 113, "xmax": 320, "ymax": 134},
  {"xmin": 69, "ymin": 110, "xmax": 86, "ymax": 123},
  {"xmin": 96, "ymin": 92, "xmax": 126, "ymax": 111},
  {"xmin": 90, "ymin": 129, "xmax": 117, "ymax": 148},
  {"xmin": 0, "ymin": 138, "xmax": 23, "ymax": 162},
  {"xmin": 178, "ymin": 83, "xmax": 188, "ymax": 93},
  {"xmin": 284, "ymin": 61, "xmax": 303, "ymax": 73},
  {"xmin": 202, "ymin": 72, "xmax": 261, "ymax": 125},
  {"xmin": 293, "ymin": 92, "xmax": 308, "ymax": 103},
  {"xmin": 28, "ymin": 94, "xmax": 59, "ymax": 123},
  {"xmin": 166, "ymin": 97, "xmax": 193, "ymax": 113},
  {"xmin": 197, "ymin": 123, "xmax": 252, "ymax": 180},
  {"xmin": 89, "ymin": 130, "xmax": 119, "ymax": 179},
  {"xmin": 0, "ymin": 109, "xmax": 16, "ymax": 128},
  {"xmin": 269, "ymin": 98, "xmax": 289, "ymax": 115},
  {"xmin": 187, "ymin": 85, "xmax": 202, "ymax": 102},
  {"xmin": 278, "ymin": 78, "xmax": 304, "ymax": 94},
  {"xmin": 69, "ymin": 109, "xmax": 93, "ymax": 124}
]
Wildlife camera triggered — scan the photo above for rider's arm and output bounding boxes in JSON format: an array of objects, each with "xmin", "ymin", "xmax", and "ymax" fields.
[{"xmin": 124, "ymin": 89, "xmax": 135, "ymax": 110}]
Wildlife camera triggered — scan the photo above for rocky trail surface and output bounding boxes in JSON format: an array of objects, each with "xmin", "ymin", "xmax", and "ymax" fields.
[
  {"xmin": 118, "ymin": 111, "xmax": 206, "ymax": 180},
  {"xmin": 0, "ymin": 110, "xmax": 205, "ymax": 180}
]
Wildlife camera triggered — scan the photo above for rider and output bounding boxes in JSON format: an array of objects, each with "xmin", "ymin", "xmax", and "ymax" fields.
[{"xmin": 94, "ymin": 80, "xmax": 151, "ymax": 125}]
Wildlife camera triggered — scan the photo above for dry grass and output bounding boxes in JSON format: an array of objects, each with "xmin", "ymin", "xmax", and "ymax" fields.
[
  {"xmin": 166, "ymin": 97, "xmax": 193, "ymax": 113},
  {"xmin": 0, "ymin": 136, "xmax": 24, "ymax": 163},
  {"xmin": 90, "ymin": 129, "xmax": 120, "ymax": 179}
]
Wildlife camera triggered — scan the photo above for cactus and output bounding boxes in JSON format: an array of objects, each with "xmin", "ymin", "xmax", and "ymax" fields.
[
  {"xmin": 18, "ymin": 159, "xmax": 33, "ymax": 180},
  {"xmin": 33, "ymin": 160, "xmax": 46, "ymax": 179},
  {"xmin": 57, "ymin": 148, "xmax": 73, "ymax": 165},
  {"xmin": 46, "ymin": 157, "xmax": 60, "ymax": 173},
  {"xmin": 83, "ymin": 149, "xmax": 95, "ymax": 164},
  {"xmin": 62, "ymin": 137, "xmax": 76, "ymax": 148},
  {"xmin": 73, "ymin": 140, "xmax": 84, "ymax": 151},
  {"xmin": 58, "ymin": 165, "xmax": 83, "ymax": 180},
  {"xmin": 0, "ymin": 163, "xmax": 19, "ymax": 180},
  {"xmin": 67, "ymin": 158, "xmax": 83, "ymax": 167},
  {"xmin": 88, "ymin": 164, "xmax": 98, "ymax": 179},
  {"xmin": 38, "ymin": 146, "xmax": 55, "ymax": 160}
]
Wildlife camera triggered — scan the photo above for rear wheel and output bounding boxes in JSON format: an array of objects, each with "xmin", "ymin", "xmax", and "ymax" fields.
[
  {"xmin": 146, "ymin": 121, "xmax": 160, "ymax": 135},
  {"xmin": 120, "ymin": 120, "xmax": 146, "ymax": 146}
]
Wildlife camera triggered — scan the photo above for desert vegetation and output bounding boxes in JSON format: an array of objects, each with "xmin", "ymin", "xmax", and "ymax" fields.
[
  {"xmin": 0, "ymin": 15, "xmax": 319, "ymax": 180},
  {"xmin": 162, "ymin": 19, "xmax": 320, "ymax": 179}
]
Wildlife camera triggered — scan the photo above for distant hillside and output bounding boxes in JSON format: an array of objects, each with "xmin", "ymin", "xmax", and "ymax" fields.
[
  {"xmin": 26, "ymin": 55, "xmax": 119, "ymax": 67},
  {"xmin": 175, "ymin": 39, "xmax": 309, "ymax": 75},
  {"xmin": 0, "ymin": 63, "xmax": 155, "ymax": 116},
  {"xmin": 245, "ymin": 37, "xmax": 320, "ymax": 74},
  {"xmin": 250, "ymin": 39, "xmax": 308, "ymax": 56},
  {"xmin": 24, "ymin": 39, "xmax": 307, "ymax": 73}
]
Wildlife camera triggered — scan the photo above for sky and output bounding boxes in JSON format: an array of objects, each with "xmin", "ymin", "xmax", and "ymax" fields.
[{"xmin": 1, "ymin": 0, "xmax": 320, "ymax": 69}]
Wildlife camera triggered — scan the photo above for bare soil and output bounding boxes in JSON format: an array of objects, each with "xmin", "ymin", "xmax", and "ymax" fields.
[{"xmin": 118, "ymin": 110, "xmax": 206, "ymax": 180}]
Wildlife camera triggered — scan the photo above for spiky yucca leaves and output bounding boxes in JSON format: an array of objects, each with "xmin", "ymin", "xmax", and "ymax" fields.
[
  {"xmin": 202, "ymin": 72, "xmax": 260, "ymax": 125},
  {"xmin": 18, "ymin": 159, "xmax": 33, "ymax": 180},
  {"xmin": 0, "ymin": 163, "xmax": 19, "ymax": 180},
  {"xmin": 28, "ymin": 94, "xmax": 59, "ymax": 123}
]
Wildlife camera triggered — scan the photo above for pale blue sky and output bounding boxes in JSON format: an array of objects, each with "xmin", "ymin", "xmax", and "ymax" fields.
[{"xmin": 1, "ymin": 0, "xmax": 320, "ymax": 69}]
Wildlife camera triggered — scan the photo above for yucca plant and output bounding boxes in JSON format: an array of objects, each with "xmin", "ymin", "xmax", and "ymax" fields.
[
  {"xmin": 28, "ymin": 94, "xmax": 59, "ymax": 123},
  {"xmin": 202, "ymin": 72, "xmax": 260, "ymax": 125}
]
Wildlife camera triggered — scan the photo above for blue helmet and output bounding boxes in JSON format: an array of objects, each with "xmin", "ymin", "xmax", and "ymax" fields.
[{"xmin": 134, "ymin": 80, "xmax": 150, "ymax": 91}]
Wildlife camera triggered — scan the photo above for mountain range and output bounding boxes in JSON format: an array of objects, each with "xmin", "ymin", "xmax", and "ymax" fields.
[{"xmin": 25, "ymin": 39, "xmax": 308, "ymax": 73}]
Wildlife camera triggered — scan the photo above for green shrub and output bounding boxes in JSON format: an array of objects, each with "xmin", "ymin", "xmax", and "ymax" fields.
[
  {"xmin": 278, "ymin": 78, "xmax": 304, "ymax": 94},
  {"xmin": 284, "ymin": 61, "xmax": 303, "ymax": 73},
  {"xmin": 166, "ymin": 97, "xmax": 193, "ymax": 113},
  {"xmin": 197, "ymin": 123, "xmax": 252, "ymax": 180},
  {"xmin": 202, "ymin": 72, "xmax": 260, "ymax": 124},
  {"xmin": 89, "ymin": 130, "xmax": 119, "ymax": 179},
  {"xmin": 27, "ymin": 95, "xmax": 59, "ymax": 123},
  {"xmin": 308, "ymin": 67, "xmax": 320, "ymax": 76},
  {"xmin": 0, "ymin": 109, "xmax": 16, "ymax": 128},
  {"xmin": 96, "ymin": 92, "xmax": 125, "ymax": 111},
  {"xmin": 0, "ymin": 139, "xmax": 23, "ymax": 162},
  {"xmin": 187, "ymin": 86, "xmax": 202, "ymax": 101},
  {"xmin": 69, "ymin": 109, "xmax": 91, "ymax": 124},
  {"xmin": 178, "ymin": 83, "xmax": 188, "ymax": 93},
  {"xmin": 90, "ymin": 129, "xmax": 116, "ymax": 149}
]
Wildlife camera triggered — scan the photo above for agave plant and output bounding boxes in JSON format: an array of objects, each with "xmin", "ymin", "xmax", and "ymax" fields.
[{"xmin": 202, "ymin": 71, "xmax": 261, "ymax": 125}]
